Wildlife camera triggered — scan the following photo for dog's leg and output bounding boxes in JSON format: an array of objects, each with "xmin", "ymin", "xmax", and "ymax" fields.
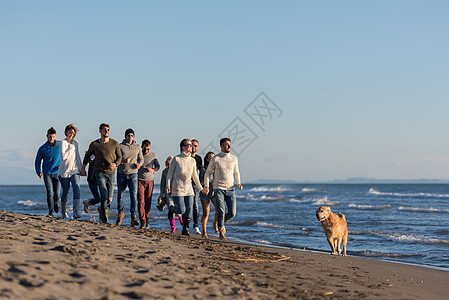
[
  {"xmin": 342, "ymin": 232, "xmax": 348, "ymax": 256},
  {"xmin": 326, "ymin": 238, "xmax": 335, "ymax": 255},
  {"xmin": 336, "ymin": 237, "xmax": 342, "ymax": 255},
  {"xmin": 331, "ymin": 238, "xmax": 339, "ymax": 255}
]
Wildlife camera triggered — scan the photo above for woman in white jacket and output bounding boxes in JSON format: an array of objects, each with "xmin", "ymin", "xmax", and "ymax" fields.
[{"xmin": 58, "ymin": 124, "xmax": 82, "ymax": 219}]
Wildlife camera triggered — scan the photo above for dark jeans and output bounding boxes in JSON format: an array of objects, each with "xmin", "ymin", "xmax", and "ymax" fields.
[
  {"xmin": 95, "ymin": 172, "xmax": 115, "ymax": 210},
  {"xmin": 88, "ymin": 179, "xmax": 101, "ymax": 205},
  {"xmin": 117, "ymin": 173, "xmax": 138, "ymax": 216},
  {"xmin": 192, "ymin": 185, "xmax": 200, "ymax": 228},
  {"xmin": 43, "ymin": 174, "xmax": 60, "ymax": 213}
]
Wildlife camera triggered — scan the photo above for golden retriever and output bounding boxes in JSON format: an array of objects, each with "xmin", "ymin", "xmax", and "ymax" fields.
[{"xmin": 316, "ymin": 206, "xmax": 348, "ymax": 256}]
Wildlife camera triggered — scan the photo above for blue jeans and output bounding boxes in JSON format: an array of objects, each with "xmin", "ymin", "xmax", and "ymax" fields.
[
  {"xmin": 173, "ymin": 195, "xmax": 194, "ymax": 219},
  {"xmin": 95, "ymin": 172, "xmax": 115, "ymax": 210},
  {"xmin": 43, "ymin": 174, "xmax": 60, "ymax": 213},
  {"xmin": 59, "ymin": 174, "xmax": 81, "ymax": 216},
  {"xmin": 88, "ymin": 180, "xmax": 101, "ymax": 205},
  {"xmin": 117, "ymin": 173, "xmax": 138, "ymax": 216},
  {"xmin": 214, "ymin": 189, "xmax": 236, "ymax": 233},
  {"xmin": 192, "ymin": 185, "xmax": 200, "ymax": 227}
]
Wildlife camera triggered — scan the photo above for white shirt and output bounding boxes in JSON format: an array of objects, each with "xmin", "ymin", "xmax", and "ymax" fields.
[{"xmin": 58, "ymin": 139, "xmax": 82, "ymax": 178}]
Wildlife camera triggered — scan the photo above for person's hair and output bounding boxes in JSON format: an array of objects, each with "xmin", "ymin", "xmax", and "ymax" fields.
[
  {"xmin": 191, "ymin": 139, "xmax": 199, "ymax": 144},
  {"xmin": 204, "ymin": 151, "xmax": 214, "ymax": 168},
  {"xmin": 141, "ymin": 139, "xmax": 151, "ymax": 147},
  {"xmin": 99, "ymin": 123, "xmax": 109, "ymax": 130},
  {"xmin": 165, "ymin": 156, "xmax": 173, "ymax": 168},
  {"xmin": 125, "ymin": 128, "xmax": 135, "ymax": 136},
  {"xmin": 64, "ymin": 123, "xmax": 78, "ymax": 136},
  {"xmin": 47, "ymin": 127, "xmax": 56, "ymax": 135},
  {"xmin": 220, "ymin": 137, "xmax": 231, "ymax": 146},
  {"xmin": 180, "ymin": 138, "xmax": 191, "ymax": 153}
]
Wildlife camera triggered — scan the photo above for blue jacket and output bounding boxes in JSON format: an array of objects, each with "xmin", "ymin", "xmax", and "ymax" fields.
[{"xmin": 35, "ymin": 141, "xmax": 61, "ymax": 175}]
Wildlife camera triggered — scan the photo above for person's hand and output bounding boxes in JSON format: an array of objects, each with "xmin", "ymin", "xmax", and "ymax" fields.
[
  {"xmin": 166, "ymin": 187, "xmax": 170, "ymax": 194},
  {"xmin": 125, "ymin": 157, "xmax": 131, "ymax": 163},
  {"xmin": 39, "ymin": 173, "xmax": 43, "ymax": 179},
  {"xmin": 136, "ymin": 163, "xmax": 141, "ymax": 169},
  {"xmin": 80, "ymin": 169, "xmax": 87, "ymax": 177},
  {"xmin": 202, "ymin": 186, "xmax": 209, "ymax": 194},
  {"xmin": 109, "ymin": 163, "xmax": 116, "ymax": 170},
  {"xmin": 237, "ymin": 184, "xmax": 243, "ymax": 191}
]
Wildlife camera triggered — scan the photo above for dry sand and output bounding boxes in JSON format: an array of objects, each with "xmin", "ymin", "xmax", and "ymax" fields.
[{"xmin": 1, "ymin": 210, "xmax": 448, "ymax": 299}]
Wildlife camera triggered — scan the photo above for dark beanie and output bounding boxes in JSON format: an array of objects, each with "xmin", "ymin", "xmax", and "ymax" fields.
[{"xmin": 125, "ymin": 128, "xmax": 135, "ymax": 136}]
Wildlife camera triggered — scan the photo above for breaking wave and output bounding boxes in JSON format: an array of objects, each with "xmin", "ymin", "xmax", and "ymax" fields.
[{"xmin": 368, "ymin": 188, "xmax": 449, "ymax": 198}]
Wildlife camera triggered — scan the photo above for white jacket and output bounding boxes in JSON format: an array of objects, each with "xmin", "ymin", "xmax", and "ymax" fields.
[{"xmin": 58, "ymin": 139, "xmax": 82, "ymax": 178}]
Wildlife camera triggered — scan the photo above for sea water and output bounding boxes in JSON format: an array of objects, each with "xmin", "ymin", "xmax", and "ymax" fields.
[{"xmin": 2, "ymin": 183, "xmax": 449, "ymax": 269}]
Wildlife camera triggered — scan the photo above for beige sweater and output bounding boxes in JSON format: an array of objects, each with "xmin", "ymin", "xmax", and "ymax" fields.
[
  {"xmin": 204, "ymin": 152, "xmax": 241, "ymax": 190},
  {"xmin": 166, "ymin": 152, "xmax": 202, "ymax": 197}
]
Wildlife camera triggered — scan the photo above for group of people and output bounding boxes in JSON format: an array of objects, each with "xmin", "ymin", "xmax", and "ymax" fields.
[{"xmin": 35, "ymin": 123, "xmax": 242, "ymax": 240}]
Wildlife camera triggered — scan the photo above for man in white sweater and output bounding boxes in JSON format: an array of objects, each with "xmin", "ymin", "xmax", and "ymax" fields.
[{"xmin": 203, "ymin": 138, "xmax": 243, "ymax": 241}]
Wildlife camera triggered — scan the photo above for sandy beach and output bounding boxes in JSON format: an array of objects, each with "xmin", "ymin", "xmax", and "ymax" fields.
[{"xmin": 1, "ymin": 210, "xmax": 448, "ymax": 299}]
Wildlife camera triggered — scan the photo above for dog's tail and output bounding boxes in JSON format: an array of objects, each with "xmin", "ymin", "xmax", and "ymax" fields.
[{"xmin": 338, "ymin": 213, "xmax": 346, "ymax": 221}]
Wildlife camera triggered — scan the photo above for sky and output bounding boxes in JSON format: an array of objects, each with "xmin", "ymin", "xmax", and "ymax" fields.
[{"xmin": 1, "ymin": 1, "xmax": 449, "ymax": 184}]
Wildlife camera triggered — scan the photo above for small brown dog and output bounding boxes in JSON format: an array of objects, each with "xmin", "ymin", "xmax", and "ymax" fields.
[{"xmin": 316, "ymin": 206, "xmax": 348, "ymax": 256}]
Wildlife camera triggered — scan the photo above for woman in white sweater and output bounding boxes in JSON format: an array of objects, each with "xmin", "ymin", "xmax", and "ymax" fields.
[
  {"xmin": 58, "ymin": 124, "xmax": 83, "ymax": 219},
  {"xmin": 166, "ymin": 138, "xmax": 204, "ymax": 235}
]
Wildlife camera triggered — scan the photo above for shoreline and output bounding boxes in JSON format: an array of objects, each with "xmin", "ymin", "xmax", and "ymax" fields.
[{"xmin": 1, "ymin": 210, "xmax": 449, "ymax": 299}]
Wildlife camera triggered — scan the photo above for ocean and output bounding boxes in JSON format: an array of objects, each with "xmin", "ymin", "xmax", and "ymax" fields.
[{"xmin": 2, "ymin": 183, "xmax": 449, "ymax": 270}]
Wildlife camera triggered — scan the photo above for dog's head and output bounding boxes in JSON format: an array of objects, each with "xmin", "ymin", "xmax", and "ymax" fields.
[{"xmin": 316, "ymin": 206, "xmax": 332, "ymax": 223}]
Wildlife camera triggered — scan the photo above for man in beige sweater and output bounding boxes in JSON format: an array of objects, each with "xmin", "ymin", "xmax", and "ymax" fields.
[{"xmin": 203, "ymin": 138, "xmax": 243, "ymax": 241}]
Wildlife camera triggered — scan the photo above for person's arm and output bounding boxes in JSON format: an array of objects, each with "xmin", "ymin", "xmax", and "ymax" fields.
[
  {"xmin": 166, "ymin": 158, "xmax": 175, "ymax": 193},
  {"xmin": 160, "ymin": 170, "xmax": 166, "ymax": 196},
  {"xmin": 234, "ymin": 158, "xmax": 243, "ymax": 191},
  {"xmin": 81, "ymin": 142, "xmax": 94, "ymax": 176},
  {"xmin": 203, "ymin": 158, "xmax": 215, "ymax": 188},
  {"xmin": 74, "ymin": 140, "xmax": 83, "ymax": 171},
  {"xmin": 110, "ymin": 142, "xmax": 122, "ymax": 169},
  {"xmin": 136, "ymin": 147, "xmax": 143, "ymax": 169},
  {"xmin": 34, "ymin": 147, "xmax": 43, "ymax": 177},
  {"xmin": 192, "ymin": 164, "xmax": 203, "ymax": 191}
]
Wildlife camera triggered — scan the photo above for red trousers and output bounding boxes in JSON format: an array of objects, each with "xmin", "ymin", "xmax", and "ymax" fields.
[{"xmin": 137, "ymin": 180, "xmax": 154, "ymax": 225}]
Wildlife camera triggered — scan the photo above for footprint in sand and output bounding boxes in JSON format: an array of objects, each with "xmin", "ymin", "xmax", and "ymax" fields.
[{"xmin": 69, "ymin": 272, "xmax": 86, "ymax": 278}]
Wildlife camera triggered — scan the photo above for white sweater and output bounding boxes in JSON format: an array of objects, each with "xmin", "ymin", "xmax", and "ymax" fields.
[
  {"xmin": 204, "ymin": 152, "xmax": 240, "ymax": 190},
  {"xmin": 58, "ymin": 139, "xmax": 82, "ymax": 178},
  {"xmin": 166, "ymin": 152, "xmax": 202, "ymax": 197}
]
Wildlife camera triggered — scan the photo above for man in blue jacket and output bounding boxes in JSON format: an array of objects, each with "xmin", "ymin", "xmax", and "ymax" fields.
[{"xmin": 35, "ymin": 127, "xmax": 61, "ymax": 216}]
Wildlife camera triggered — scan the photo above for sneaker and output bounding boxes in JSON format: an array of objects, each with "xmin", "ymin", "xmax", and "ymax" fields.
[
  {"xmin": 83, "ymin": 200, "xmax": 91, "ymax": 214},
  {"xmin": 73, "ymin": 215, "xmax": 81, "ymax": 220},
  {"xmin": 48, "ymin": 211, "xmax": 54, "ymax": 217},
  {"xmin": 194, "ymin": 226, "xmax": 201, "ymax": 235},
  {"xmin": 54, "ymin": 202, "xmax": 59, "ymax": 214}
]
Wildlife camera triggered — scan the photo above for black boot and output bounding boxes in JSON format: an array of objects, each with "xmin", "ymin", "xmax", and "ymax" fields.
[
  {"xmin": 182, "ymin": 216, "xmax": 191, "ymax": 236},
  {"xmin": 168, "ymin": 206, "xmax": 174, "ymax": 221}
]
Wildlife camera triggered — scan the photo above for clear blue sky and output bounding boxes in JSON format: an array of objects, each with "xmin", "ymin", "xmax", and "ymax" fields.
[{"xmin": 1, "ymin": 1, "xmax": 448, "ymax": 184}]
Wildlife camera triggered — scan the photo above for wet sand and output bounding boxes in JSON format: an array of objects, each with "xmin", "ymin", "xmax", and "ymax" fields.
[{"xmin": 1, "ymin": 210, "xmax": 448, "ymax": 299}]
